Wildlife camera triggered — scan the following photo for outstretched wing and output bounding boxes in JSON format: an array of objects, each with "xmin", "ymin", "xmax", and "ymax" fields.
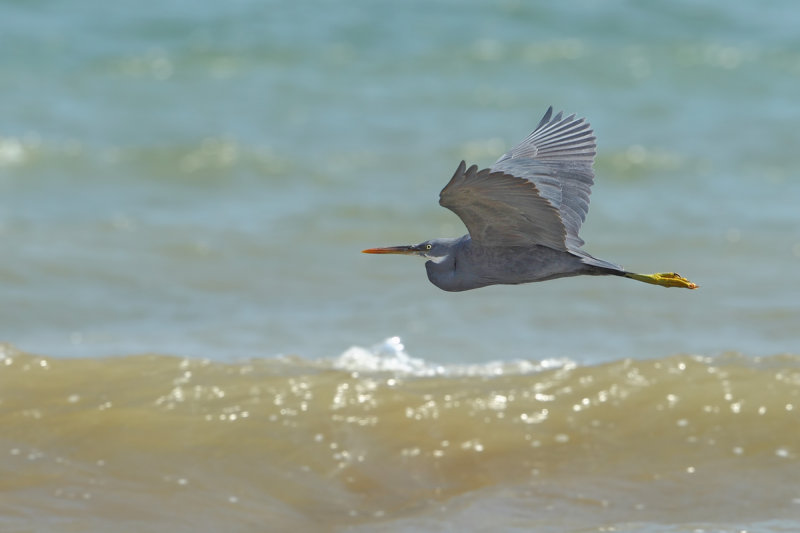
[
  {"xmin": 439, "ymin": 160, "xmax": 567, "ymax": 250},
  {"xmin": 489, "ymin": 106, "xmax": 597, "ymax": 250}
]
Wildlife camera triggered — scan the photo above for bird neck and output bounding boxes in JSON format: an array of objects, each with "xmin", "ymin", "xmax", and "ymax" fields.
[
  {"xmin": 424, "ymin": 254, "xmax": 459, "ymax": 291},
  {"xmin": 423, "ymin": 236, "xmax": 468, "ymax": 292}
]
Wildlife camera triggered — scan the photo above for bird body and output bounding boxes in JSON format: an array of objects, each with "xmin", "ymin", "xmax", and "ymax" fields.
[
  {"xmin": 364, "ymin": 107, "xmax": 697, "ymax": 292},
  {"xmin": 422, "ymin": 236, "xmax": 601, "ymax": 292}
]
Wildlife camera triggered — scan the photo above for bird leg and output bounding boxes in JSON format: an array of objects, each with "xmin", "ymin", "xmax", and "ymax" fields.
[{"xmin": 624, "ymin": 272, "xmax": 698, "ymax": 289}]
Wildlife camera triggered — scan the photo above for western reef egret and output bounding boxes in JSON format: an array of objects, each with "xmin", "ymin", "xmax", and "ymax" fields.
[{"xmin": 363, "ymin": 107, "xmax": 698, "ymax": 292}]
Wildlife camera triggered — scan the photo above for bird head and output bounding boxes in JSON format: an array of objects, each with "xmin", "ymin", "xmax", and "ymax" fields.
[{"xmin": 362, "ymin": 239, "xmax": 451, "ymax": 263}]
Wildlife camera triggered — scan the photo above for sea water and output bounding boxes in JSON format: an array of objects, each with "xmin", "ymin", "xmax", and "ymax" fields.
[{"xmin": 1, "ymin": 0, "xmax": 799, "ymax": 531}]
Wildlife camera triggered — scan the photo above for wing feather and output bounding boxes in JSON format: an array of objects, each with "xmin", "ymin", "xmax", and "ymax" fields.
[
  {"xmin": 439, "ymin": 161, "xmax": 567, "ymax": 249},
  {"xmin": 490, "ymin": 106, "xmax": 597, "ymax": 250},
  {"xmin": 439, "ymin": 107, "xmax": 597, "ymax": 250}
]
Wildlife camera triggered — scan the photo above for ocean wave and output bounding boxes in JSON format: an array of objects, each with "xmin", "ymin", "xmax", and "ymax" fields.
[{"xmin": 2, "ymin": 342, "xmax": 799, "ymax": 531}]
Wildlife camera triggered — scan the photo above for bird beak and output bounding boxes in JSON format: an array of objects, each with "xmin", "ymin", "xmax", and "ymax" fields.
[{"xmin": 362, "ymin": 245, "xmax": 419, "ymax": 255}]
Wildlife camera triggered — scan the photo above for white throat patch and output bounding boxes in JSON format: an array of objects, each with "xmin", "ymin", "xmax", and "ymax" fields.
[{"xmin": 427, "ymin": 254, "xmax": 448, "ymax": 264}]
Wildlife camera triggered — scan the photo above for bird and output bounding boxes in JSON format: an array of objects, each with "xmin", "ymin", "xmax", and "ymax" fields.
[{"xmin": 362, "ymin": 107, "xmax": 698, "ymax": 292}]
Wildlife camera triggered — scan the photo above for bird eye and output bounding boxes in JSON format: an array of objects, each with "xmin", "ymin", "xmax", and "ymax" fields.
[{"xmin": 425, "ymin": 244, "xmax": 432, "ymax": 251}]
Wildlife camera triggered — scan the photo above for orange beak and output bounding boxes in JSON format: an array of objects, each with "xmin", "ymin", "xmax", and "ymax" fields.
[{"xmin": 362, "ymin": 245, "xmax": 420, "ymax": 255}]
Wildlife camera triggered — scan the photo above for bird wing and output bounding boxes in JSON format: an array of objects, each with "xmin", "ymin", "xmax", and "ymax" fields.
[
  {"xmin": 439, "ymin": 160, "xmax": 568, "ymax": 250},
  {"xmin": 489, "ymin": 106, "xmax": 596, "ymax": 250}
]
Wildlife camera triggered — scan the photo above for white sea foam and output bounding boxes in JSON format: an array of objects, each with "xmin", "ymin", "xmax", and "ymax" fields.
[{"xmin": 332, "ymin": 336, "xmax": 574, "ymax": 377}]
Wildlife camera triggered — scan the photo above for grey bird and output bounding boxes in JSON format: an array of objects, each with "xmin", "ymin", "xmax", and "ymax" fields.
[{"xmin": 363, "ymin": 107, "xmax": 697, "ymax": 292}]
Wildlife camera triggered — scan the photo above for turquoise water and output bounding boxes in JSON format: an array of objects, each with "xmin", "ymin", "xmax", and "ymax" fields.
[
  {"xmin": 2, "ymin": 0, "xmax": 800, "ymax": 363},
  {"xmin": 2, "ymin": 1, "xmax": 800, "ymax": 530}
]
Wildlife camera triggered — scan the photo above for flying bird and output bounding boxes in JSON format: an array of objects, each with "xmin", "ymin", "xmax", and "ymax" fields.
[{"xmin": 363, "ymin": 107, "xmax": 697, "ymax": 292}]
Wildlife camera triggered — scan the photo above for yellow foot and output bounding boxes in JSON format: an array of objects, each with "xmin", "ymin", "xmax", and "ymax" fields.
[{"xmin": 625, "ymin": 272, "xmax": 699, "ymax": 289}]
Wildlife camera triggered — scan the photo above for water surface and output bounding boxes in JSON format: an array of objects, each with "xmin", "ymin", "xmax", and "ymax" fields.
[{"xmin": 1, "ymin": 0, "xmax": 799, "ymax": 530}]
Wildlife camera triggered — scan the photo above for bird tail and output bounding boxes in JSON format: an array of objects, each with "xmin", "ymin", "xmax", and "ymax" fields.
[{"xmin": 572, "ymin": 250, "xmax": 624, "ymax": 271}]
